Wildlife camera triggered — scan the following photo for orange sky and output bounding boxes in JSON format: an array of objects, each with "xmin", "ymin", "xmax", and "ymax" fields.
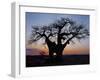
[{"xmin": 26, "ymin": 41, "xmax": 89, "ymax": 55}]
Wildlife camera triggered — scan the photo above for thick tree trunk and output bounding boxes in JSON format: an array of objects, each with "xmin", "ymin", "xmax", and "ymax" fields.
[
  {"xmin": 46, "ymin": 44, "xmax": 54, "ymax": 58},
  {"xmin": 56, "ymin": 49, "xmax": 63, "ymax": 57},
  {"xmin": 56, "ymin": 45, "xmax": 65, "ymax": 59},
  {"xmin": 55, "ymin": 49, "xmax": 63, "ymax": 62},
  {"xmin": 49, "ymin": 49, "xmax": 53, "ymax": 58},
  {"xmin": 45, "ymin": 38, "xmax": 56, "ymax": 58}
]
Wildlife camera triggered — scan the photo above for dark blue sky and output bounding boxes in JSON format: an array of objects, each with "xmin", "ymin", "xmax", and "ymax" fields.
[{"xmin": 26, "ymin": 12, "xmax": 89, "ymax": 42}]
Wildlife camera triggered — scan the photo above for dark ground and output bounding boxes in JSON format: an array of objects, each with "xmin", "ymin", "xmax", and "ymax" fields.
[{"xmin": 26, "ymin": 54, "xmax": 89, "ymax": 67}]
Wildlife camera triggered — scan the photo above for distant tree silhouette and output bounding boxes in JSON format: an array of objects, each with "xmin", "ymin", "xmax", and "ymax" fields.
[{"xmin": 29, "ymin": 18, "xmax": 89, "ymax": 58}]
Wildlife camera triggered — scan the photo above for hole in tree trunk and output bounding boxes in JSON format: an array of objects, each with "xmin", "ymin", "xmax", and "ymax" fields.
[{"xmin": 54, "ymin": 53, "xmax": 56, "ymax": 56}]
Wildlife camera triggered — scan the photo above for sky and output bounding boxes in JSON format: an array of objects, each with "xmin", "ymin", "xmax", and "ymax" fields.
[{"xmin": 25, "ymin": 12, "xmax": 89, "ymax": 55}]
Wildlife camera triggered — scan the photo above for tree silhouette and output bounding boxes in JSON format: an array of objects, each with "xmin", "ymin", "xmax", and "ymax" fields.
[{"xmin": 29, "ymin": 18, "xmax": 89, "ymax": 58}]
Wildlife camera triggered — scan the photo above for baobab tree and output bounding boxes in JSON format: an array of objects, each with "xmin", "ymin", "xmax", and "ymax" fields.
[{"xmin": 29, "ymin": 18, "xmax": 89, "ymax": 58}]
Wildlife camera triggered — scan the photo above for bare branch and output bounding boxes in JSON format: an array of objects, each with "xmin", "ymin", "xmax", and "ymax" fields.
[{"xmin": 30, "ymin": 17, "xmax": 89, "ymax": 49}]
